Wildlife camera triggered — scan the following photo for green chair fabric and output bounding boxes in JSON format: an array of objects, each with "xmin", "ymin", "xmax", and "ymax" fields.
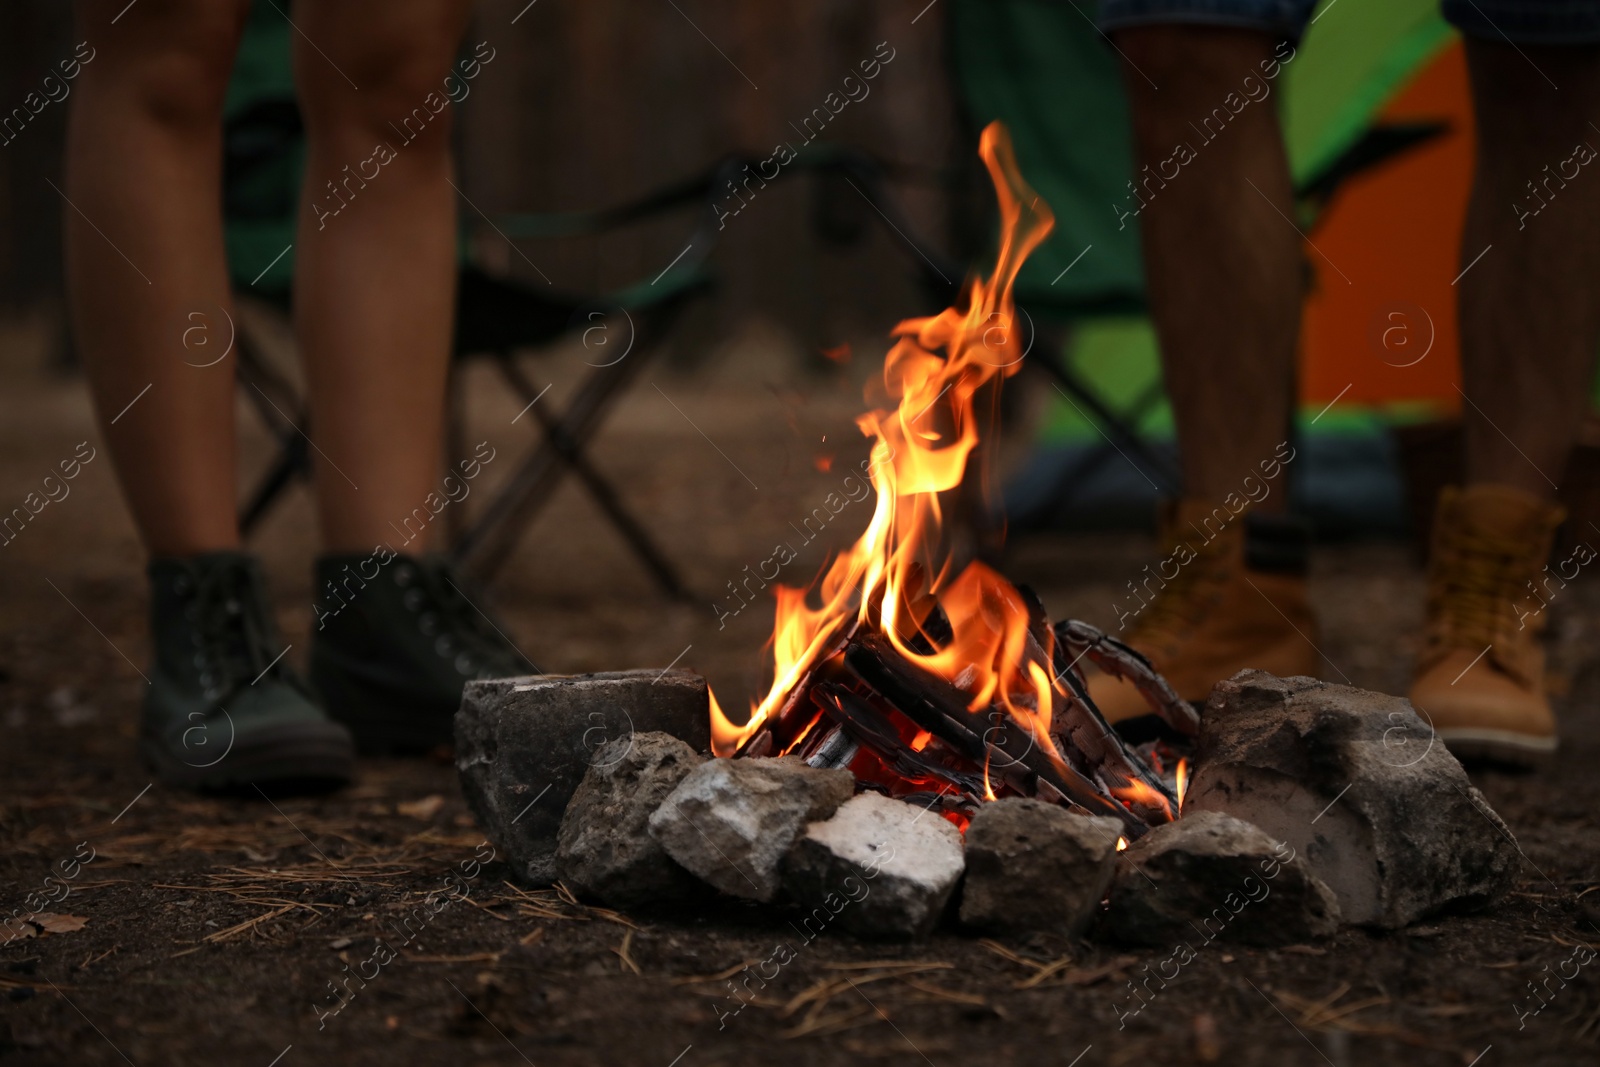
[
  {"xmin": 950, "ymin": 0, "xmax": 1145, "ymax": 315},
  {"xmin": 223, "ymin": 1, "xmax": 301, "ymax": 294}
]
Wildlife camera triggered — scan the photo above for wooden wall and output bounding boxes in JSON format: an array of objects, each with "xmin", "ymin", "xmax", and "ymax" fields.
[{"xmin": 458, "ymin": 0, "xmax": 969, "ymax": 367}]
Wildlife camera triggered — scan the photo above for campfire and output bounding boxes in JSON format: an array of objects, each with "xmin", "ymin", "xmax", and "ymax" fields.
[
  {"xmin": 705, "ymin": 122, "xmax": 1194, "ymax": 840},
  {"xmin": 456, "ymin": 124, "xmax": 1522, "ymax": 946}
]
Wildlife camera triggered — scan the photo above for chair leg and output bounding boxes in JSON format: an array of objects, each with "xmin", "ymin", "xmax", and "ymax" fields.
[
  {"xmin": 453, "ymin": 418, "xmax": 566, "ymax": 578},
  {"xmin": 525, "ymin": 392, "xmax": 691, "ymax": 602},
  {"xmin": 450, "ymin": 308, "xmax": 695, "ymax": 600},
  {"xmin": 240, "ymin": 436, "xmax": 310, "ymax": 536},
  {"xmin": 478, "ymin": 350, "xmax": 692, "ymax": 601},
  {"xmin": 236, "ymin": 324, "xmax": 313, "ymax": 537},
  {"xmin": 1029, "ymin": 334, "xmax": 1182, "ymax": 495},
  {"xmin": 454, "ymin": 338, "xmax": 658, "ymax": 578},
  {"xmin": 1033, "ymin": 380, "xmax": 1170, "ymax": 525},
  {"xmin": 236, "ymin": 324, "xmax": 303, "ymax": 437}
]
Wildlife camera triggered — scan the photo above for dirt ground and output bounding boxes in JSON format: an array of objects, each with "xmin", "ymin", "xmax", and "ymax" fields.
[{"xmin": 1, "ymin": 311, "xmax": 1597, "ymax": 1067}]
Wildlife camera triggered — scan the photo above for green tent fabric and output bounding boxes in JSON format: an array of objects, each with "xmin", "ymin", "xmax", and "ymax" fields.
[{"xmin": 1280, "ymin": 2, "xmax": 1455, "ymax": 185}]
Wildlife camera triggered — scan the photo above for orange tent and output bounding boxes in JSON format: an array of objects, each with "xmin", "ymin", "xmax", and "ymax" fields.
[{"xmin": 1300, "ymin": 42, "xmax": 1473, "ymax": 414}]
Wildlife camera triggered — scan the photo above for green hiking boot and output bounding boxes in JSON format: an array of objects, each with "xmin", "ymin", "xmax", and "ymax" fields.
[
  {"xmin": 141, "ymin": 552, "xmax": 354, "ymax": 789},
  {"xmin": 308, "ymin": 552, "xmax": 537, "ymax": 752}
]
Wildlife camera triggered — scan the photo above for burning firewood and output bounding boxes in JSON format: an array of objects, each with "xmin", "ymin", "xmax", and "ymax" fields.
[
  {"xmin": 811, "ymin": 684, "xmax": 991, "ymax": 803},
  {"xmin": 453, "ymin": 121, "xmax": 1524, "ymax": 949},
  {"xmin": 706, "ymin": 122, "xmax": 1191, "ymax": 836},
  {"xmin": 842, "ymin": 634, "xmax": 1150, "ymax": 835}
]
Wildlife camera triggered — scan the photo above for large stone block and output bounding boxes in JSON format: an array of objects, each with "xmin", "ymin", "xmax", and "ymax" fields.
[
  {"xmin": 1184, "ymin": 670, "xmax": 1520, "ymax": 927},
  {"xmin": 455, "ymin": 670, "xmax": 710, "ymax": 885}
]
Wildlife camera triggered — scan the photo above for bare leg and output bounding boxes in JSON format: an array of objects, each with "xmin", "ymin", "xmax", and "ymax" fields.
[
  {"xmin": 1085, "ymin": 28, "xmax": 1316, "ymax": 722},
  {"xmin": 292, "ymin": 0, "xmax": 474, "ymax": 553},
  {"xmin": 1114, "ymin": 27, "xmax": 1300, "ymax": 508},
  {"xmin": 64, "ymin": 0, "xmax": 252, "ymax": 555},
  {"xmin": 1459, "ymin": 40, "xmax": 1600, "ymax": 495}
]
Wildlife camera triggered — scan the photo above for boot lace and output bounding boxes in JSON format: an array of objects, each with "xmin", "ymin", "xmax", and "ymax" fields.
[
  {"xmin": 395, "ymin": 559, "xmax": 534, "ymax": 679},
  {"xmin": 181, "ymin": 559, "xmax": 291, "ymax": 702},
  {"xmin": 1423, "ymin": 528, "xmax": 1543, "ymax": 677}
]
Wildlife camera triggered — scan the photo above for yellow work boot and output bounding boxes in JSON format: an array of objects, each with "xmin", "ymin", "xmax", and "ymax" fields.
[
  {"xmin": 1408, "ymin": 484, "xmax": 1565, "ymax": 764},
  {"xmin": 1088, "ymin": 499, "xmax": 1321, "ymax": 721}
]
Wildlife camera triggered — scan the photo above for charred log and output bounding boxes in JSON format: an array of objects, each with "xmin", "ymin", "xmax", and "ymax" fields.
[
  {"xmin": 802, "ymin": 723, "xmax": 860, "ymax": 770},
  {"xmin": 812, "ymin": 684, "xmax": 990, "ymax": 798},
  {"xmin": 842, "ymin": 633, "xmax": 1148, "ymax": 836},
  {"xmin": 1054, "ymin": 619, "xmax": 1201, "ymax": 737}
]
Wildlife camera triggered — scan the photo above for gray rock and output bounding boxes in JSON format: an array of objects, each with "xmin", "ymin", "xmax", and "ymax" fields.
[
  {"xmin": 1184, "ymin": 671, "xmax": 1520, "ymax": 927},
  {"xmin": 648, "ymin": 757, "xmax": 854, "ymax": 902},
  {"xmin": 783, "ymin": 793, "xmax": 965, "ymax": 939},
  {"xmin": 455, "ymin": 670, "xmax": 710, "ymax": 885},
  {"xmin": 960, "ymin": 799, "xmax": 1123, "ymax": 937},
  {"xmin": 555, "ymin": 732, "xmax": 705, "ymax": 908},
  {"xmin": 1104, "ymin": 810, "xmax": 1341, "ymax": 946}
]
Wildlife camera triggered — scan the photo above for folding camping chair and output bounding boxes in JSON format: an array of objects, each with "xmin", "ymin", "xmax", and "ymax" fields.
[
  {"xmin": 222, "ymin": 3, "xmax": 713, "ymax": 600},
  {"xmin": 232, "ymin": 251, "xmax": 713, "ymax": 600}
]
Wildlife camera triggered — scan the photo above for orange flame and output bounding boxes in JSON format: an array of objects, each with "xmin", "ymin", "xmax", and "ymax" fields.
[
  {"xmin": 1111, "ymin": 778, "xmax": 1175, "ymax": 822},
  {"xmin": 709, "ymin": 123, "xmax": 1059, "ymax": 762}
]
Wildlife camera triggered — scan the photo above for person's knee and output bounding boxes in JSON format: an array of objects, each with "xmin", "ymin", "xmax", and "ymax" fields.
[
  {"xmin": 76, "ymin": 3, "xmax": 246, "ymax": 135},
  {"xmin": 298, "ymin": 31, "xmax": 462, "ymax": 155}
]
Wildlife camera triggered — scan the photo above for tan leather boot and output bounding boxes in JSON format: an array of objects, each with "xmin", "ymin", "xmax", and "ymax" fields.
[
  {"xmin": 1088, "ymin": 499, "xmax": 1321, "ymax": 721},
  {"xmin": 1408, "ymin": 484, "xmax": 1564, "ymax": 763}
]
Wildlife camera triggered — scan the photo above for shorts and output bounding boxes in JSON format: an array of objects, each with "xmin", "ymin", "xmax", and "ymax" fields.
[
  {"xmin": 1098, "ymin": 0, "xmax": 1600, "ymax": 44},
  {"xmin": 1441, "ymin": 0, "xmax": 1600, "ymax": 44},
  {"xmin": 1098, "ymin": 0, "xmax": 1317, "ymax": 39}
]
